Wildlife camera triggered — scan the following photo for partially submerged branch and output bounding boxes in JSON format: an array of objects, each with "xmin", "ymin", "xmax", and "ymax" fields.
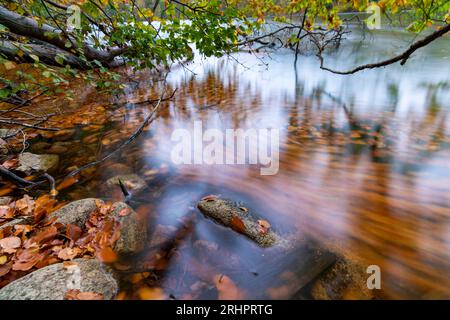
[
  {"xmin": 0, "ymin": 39, "xmax": 86, "ymax": 68},
  {"xmin": 317, "ymin": 23, "xmax": 450, "ymax": 75},
  {"xmin": 64, "ymin": 86, "xmax": 176, "ymax": 179}
]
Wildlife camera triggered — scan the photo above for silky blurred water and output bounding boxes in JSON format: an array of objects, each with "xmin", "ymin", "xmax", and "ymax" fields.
[{"xmin": 48, "ymin": 27, "xmax": 450, "ymax": 299}]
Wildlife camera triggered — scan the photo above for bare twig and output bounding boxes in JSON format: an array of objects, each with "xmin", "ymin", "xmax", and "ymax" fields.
[
  {"xmin": 0, "ymin": 119, "xmax": 59, "ymax": 131},
  {"xmin": 64, "ymin": 85, "xmax": 176, "ymax": 179},
  {"xmin": 317, "ymin": 23, "xmax": 450, "ymax": 75}
]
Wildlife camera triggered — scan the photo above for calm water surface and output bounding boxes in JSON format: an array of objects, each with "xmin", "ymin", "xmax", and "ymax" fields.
[{"xmin": 52, "ymin": 28, "xmax": 450, "ymax": 299}]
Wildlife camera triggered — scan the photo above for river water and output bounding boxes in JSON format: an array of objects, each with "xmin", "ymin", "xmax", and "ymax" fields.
[{"xmin": 26, "ymin": 27, "xmax": 450, "ymax": 299}]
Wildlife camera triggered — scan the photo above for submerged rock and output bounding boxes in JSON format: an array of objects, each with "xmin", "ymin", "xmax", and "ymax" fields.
[
  {"xmin": 30, "ymin": 142, "xmax": 51, "ymax": 153},
  {"xmin": 0, "ymin": 258, "xmax": 118, "ymax": 300},
  {"xmin": 102, "ymin": 163, "xmax": 133, "ymax": 179},
  {"xmin": 106, "ymin": 174, "xmax": 148, "ymax": 193},
  {"xmin": 307, "ymin": 258, "xmax": 377, "ymax": 300},
  {"xmin": 49, "ymin": 199, "xmax": 146, "ymax": 255},
  {"xmin": 47, "ymin": 142, "xmax": 71, "ymax": 154},
  {"xmin": 197, "ymin": 197, "xmax": 286, "ymax": 248},
  {"xmin": 110, "ymin": 202, "xmax": 147, "ymax": 255},
  {"xmin": 148, "ymin": 224, "xmax": 178, "ymax": 248},
  {"xmin": 49, "ymin": 198, "xmax": 101, "ymax": 228},
  {"xmin": 17, "ymin": 152, "xmax": 59, "ymax": 173}
]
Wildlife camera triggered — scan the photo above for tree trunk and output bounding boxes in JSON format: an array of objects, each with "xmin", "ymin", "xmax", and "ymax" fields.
[
  {"xmin": 0, "ymin": 40, "xmax": 86, "ymax": 68},
  {"xmin": 0, "ymin": 6, "xmax": 126, "ymax": 66}
]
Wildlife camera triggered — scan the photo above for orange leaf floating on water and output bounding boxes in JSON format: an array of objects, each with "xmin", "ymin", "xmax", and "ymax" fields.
[
  {"xmin": 56, "ymin": 176, "xmax": 79, "ymax": 191},
  {"xmin": 230, "ymin": 215, "xmax": 246, "ymax": 234},
  {"xmin": 0, "ymin": 236, "xmax": 21, "ymax": 250},
  {"xmin": 214, "ymin": 274, "xmax": 244, "ymax": 300},
  {"xmin": 201, "ymin": 194, "xmax": 219, "ymax": 202},
  {"xmin": 95, "ymin": 246, "xmax": 118, "ymax": 263},
  {"xmin": 64, "ymin": 289, "xmax": 104, "ymax": 300},
  {"xmin": 138, "ymin": 287, "xmax": 166, "ymax": 300},
  {"xmin": 257, "ymin": 219, "xmax": 271, "ymax": 234}
]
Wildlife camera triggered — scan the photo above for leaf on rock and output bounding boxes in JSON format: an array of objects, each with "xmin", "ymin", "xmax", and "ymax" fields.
[
  {"xmin": 201, "ymin": 194, "xmax": 219, "ymax": 202},
  {"xmin": 57, "ymin": 247, "xmax": 81, "ymax": 260},
  {"xmin": 257, "ymin": 219, "xmax": 271, "ymax": 234},
  {"xmin": 66, "ymin": 224, "xmax": 82, "ymax": 242},
  {"xmin": 118, "ymin": 207, "xmax": 131, "ymax": 217},
  {"xmin": 95, "ymin": 246, "xmax": 118, "ymax": 263},
  {"xmin": 230, "ymin": 216, "xmax": 246, "ymax": 234}
]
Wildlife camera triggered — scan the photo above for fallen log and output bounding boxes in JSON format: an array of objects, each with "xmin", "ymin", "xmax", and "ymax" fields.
[{"xmin": 0, "ymin": 40, "xmax": 86, "ymax": 68}]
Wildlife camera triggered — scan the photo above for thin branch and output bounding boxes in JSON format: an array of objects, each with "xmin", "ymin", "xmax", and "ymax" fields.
[
  {"xmin": 64, "ymin": 86, "xmax": 176, "ymax": 179},
  {"xmin": 294, "ymin": 9, "xmax": 308, "ymax": 66},
  {"xmin": 318, "ymin": 23, "xmax": 450, "ymax": 75},
  {"xmin": 0, "ymin": 119, "xmax": 59, "ymax": 131}
]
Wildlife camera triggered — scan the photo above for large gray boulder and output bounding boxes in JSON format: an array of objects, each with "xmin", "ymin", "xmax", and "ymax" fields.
[
  {"xmin": 17, "ymin": 152, "xmax": 59, "ymax": 173},
  {"xmin": 49, "ymin": 198, "xmax": 101, "ymax": 228},
  {"xmin": 0, "ymin": 258, "xmax": 118, "ymax": 300},
  {"xmin": 111, "ymin": 202, "xmax": 147, "ymax": 255}
]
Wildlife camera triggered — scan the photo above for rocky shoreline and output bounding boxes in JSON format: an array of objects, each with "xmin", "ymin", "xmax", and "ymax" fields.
[{"xmin": 0, "ymin": 196, "xmax": 147, "ymax": 300}]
